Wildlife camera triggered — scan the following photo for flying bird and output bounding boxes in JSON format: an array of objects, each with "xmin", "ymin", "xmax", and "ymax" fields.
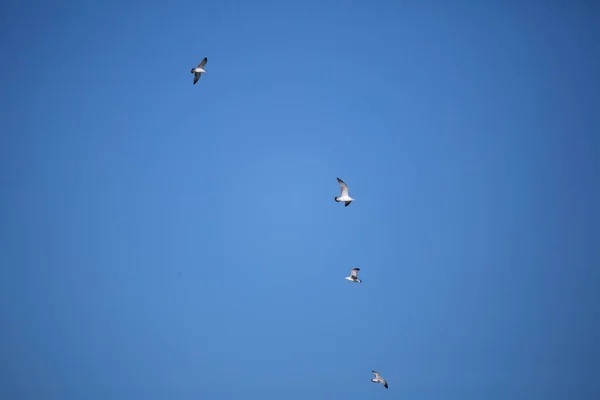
[
  {"xmin": 345, "ymin": 268, "xmax": 362, "ymax": 283},
  {"xmin": 191, "ymin": 57, "xmax": 208, "ymax": 84},
  {"xmin": 334, "ymin": 177, "xmax": 354, "ymax": 207},
  {"xmin": 371, "ymin": 371, "xmax": 388, "ymax": 389}
]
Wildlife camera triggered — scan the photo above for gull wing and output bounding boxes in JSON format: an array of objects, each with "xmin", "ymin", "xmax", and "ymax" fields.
[
  {"xmin": 351, "ymin": 268, "xmax": 360, "ymax": 279},
  {"xmin": 372, "ymin": 371, "xmax": 382, "ymax": 380},
  {"xmin": 337, "ymin": 177, "xmax": 349, "ymax": 197},
  {"xmin": 193, "ymin": 72, "xmax": 201, "ymax": 84},
  {"xmin": 198, "ymin": 57, "xmax": 208, "ymax": 68}
]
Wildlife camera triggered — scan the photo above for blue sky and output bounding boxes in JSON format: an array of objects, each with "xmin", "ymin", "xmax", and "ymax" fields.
[{"xmin": 1, "ymin": 1, "xmax": 599, "ymax": 399}]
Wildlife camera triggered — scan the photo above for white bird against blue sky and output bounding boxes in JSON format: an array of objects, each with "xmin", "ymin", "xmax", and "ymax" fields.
[
  {"xmin": 191, "ymin": 57, "xmax": 208, "ymax": 85},
  {"xmin": 345, "ymin": 268, "xmax": 362, "ymax": 283},
  {"xmin": 334, "ymin": 177, "xmax": 354, "ymax": 207},
  {"xmin": 371, "ymin": 370, "xmax": 388, "ymax": 389}
]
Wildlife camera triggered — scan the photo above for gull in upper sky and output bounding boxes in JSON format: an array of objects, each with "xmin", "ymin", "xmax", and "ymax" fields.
[
  {"xmin": 191, "ymin": 57, "xmax": 208, "ymax": 85},
  {"xmin": 334, "ymin": 177, "xmax": 354, "ymax": 207},
  {"xmin": 371, "ymin": 371, "xmax": 388, "ymax": 389},
  {"xmin": 345, "ymin": 268, "xmax": 362, "ymax": 283}
]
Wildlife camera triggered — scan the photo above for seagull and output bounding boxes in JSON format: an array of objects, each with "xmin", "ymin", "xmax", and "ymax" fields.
[
  {"xmin": 345, "ymin": 268, "xmax": 362, "ymax": 283},
  {"xmin": 371, "ymin": 371, "xmax": 388, "ymax": 389},
  {"xmin": 335, "ymin": 177, "xmax": 354, "ymax": 207},
  {"xmin": 191, "ymin": 57, "xmax": 208, "ymax": 84}
]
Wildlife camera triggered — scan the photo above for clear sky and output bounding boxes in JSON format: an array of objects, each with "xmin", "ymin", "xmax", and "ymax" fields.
[{"xmin": 1, "ymin": 1, "xmax": 599, "ymax": 399}]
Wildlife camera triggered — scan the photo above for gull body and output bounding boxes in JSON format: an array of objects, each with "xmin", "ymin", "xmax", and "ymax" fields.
[
  {"xmin": 334, "ymin": 177, "xmax": 354, "ymax": 207},
  {"xmin": 345, "ymin": 268, "xmax": 362, "ymax": 283},
  {"xmin": 371, "ymin": 371, "xmax": 388, "ymax": 389},
  {"xmin": 191, "ymin": 57, "xmax": 208, "ymax": 85}
]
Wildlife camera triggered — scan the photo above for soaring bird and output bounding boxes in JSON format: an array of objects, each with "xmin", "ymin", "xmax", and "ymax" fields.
[
  {"xmin": 191, "ymin": 57, "xmax": 208, "ymax": 84},
  {"xmin": 334, "ymin": 177, "xmax": 354, "ymax": 207},
  {"xmin": 345, "ymin": 268, "xmax": 362, "ymax": 283},
  {"xmin": 371, "ymin": 371, "xmax": 388, "ymax": 389}
]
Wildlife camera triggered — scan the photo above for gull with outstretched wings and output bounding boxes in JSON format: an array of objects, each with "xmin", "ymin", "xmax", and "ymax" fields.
[
  {"xmin": 191, "ymin": 57, "xmax": 208, "ymax": 85},
  {"xmin": 345, "ymin": 268, "xmax": 362, "ymax": 283},
  {"xmin": 334, "ymin": 177, "xmax": 354, "ymax": 207},
  {"xmin": 371, "ymin": 371, "xmax": 388, "ymax": 389}
]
